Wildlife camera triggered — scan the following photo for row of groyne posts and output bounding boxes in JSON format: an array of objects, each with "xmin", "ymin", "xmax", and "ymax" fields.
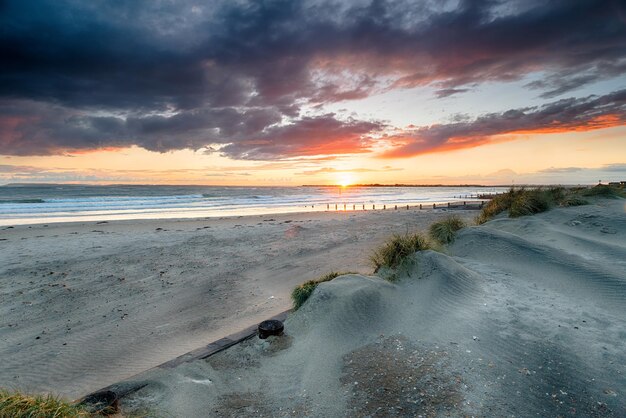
[{"xmin": 323, "ymin": 193, "xmax": 500, "ymax": 212}]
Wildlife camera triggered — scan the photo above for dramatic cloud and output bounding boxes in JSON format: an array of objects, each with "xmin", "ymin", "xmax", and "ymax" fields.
[
  {"xmin": 0, "ymin": 102, "xmax": 385, "ymax": 158},
  {"xmin": 383, "ymin": 90, "xmax": 626, "ymax": 157},
  {"xmin": 216, "ymin": 115, "xmax": 385, "ymax": 159},
  {"xmin": 1, "ymin": 0, "xmax": 625, "ymax": 158}
]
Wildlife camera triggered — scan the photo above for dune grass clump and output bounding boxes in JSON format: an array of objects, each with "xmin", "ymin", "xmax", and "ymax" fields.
[
  {"xmin": 544, "ymin": 186, "xmax": 566, "ymax": 202},
  {"xmin": 582, "ymin": 184, "xmax": 626, "ymax": 198},
  {"xmin": 475, "ymin": 190, "xmax": 517, "ymax": 224},
  {"xmin": 370, "ymin": 232, "xmax": 430, "ymax": 277},
  {"xmin": 0, "ymin": 389, "xmax": 90, "ymax": 418},
  {"xmin": 291, "ymin": 271, "xmax": 355, "ymax": 310},
  {"xmin": 475, "ymin": 186, "xmax": 591, "ymax": 224},
  {"xmin": 429, "ymin": 215, "xmax": 466, "ymax": 245},
  {"xmin": 508, "ymin": 189, "xmax": 552, "ymax": 217},
  {"xmin": 558, "ymin": 195, "xmax": 589, "ymax": 207}
]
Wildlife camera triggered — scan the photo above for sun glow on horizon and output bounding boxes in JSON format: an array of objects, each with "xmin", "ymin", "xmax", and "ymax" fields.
[{"xmin": 337, "ymin": 173, "xmax": 356, "ymax": 187}]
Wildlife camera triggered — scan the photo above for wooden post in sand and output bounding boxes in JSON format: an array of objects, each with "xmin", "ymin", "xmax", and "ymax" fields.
[
  {"xmin": 406, "ymin": 205, "xmax": 409, "ymax": 210},
  {"xmin": 353, "ymin": 204, "xmax": 355, "ymax": 210},
  {"xmin": 344, "ymin": 204, "xmax": 346, "ymax": 211},
  {"xmin": 373, "ymin": 204, "xmax": 375, "ymax": 210},
  {"xmin": 419, "ymin": 204, "xmax": 422, "ymax": 209},
  {"xmin": 335, "ymin": 204, "xmax": 337, "ymax": 210},
  {"xmin": 395, "ymin": 205, "xmax": 397, "ymax": 210},
  {"xmin": 363, "ymin": 204, "xmax": 365, "ymax": 210},
  {"xmin": 327, "ymin": 204, "xmax": 329, "ymax": 210},
  {"xmin": 433, "ymin": 203, "xmax": 436, "ymax": 209},
  {"xmin": 383, "ymin": 205, "xmax": 386, "ymax": 210},
  {"xmin": 447, "ymin": 202, "xmax": 450, "ymax": 207}
]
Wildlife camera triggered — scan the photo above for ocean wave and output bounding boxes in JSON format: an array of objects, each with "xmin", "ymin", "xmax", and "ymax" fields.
[
  {"xmin": 0, "ymin": 199, "xmax": 45, "ymax": 204},
  {"xmin": 45, "ymin": 194, "xmax": 204, "ymax": 203}
]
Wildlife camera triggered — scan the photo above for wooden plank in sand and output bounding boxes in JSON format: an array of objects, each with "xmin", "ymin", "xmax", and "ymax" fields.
[
  {"xmin": 159, "ymin": 309, "xmax": 291, "ymax": 369},
  {"xmin": 80, "ymin": 309, "xmax": 291, "ymax": 402}
]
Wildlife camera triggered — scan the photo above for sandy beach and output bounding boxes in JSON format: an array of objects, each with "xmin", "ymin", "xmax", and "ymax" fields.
[
  {"xmin": 2, "ymin": 1, "xmax": 626, "ymax": 416},
  {"xmin": 114, "ymin": 198, "xmax": 626, "ymax": 417},
  {"xmin": 0, "ymin": 207, "xmax": 476, "ymax": 399}
]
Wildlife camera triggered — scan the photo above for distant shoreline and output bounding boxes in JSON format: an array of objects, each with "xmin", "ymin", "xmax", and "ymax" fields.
[
  {"xmin": 2, "ymin": 183, "xmax": 592, "ymax": 188},
  {"xmin": 301, "ymin": 183, "xmax": 587, "ymax": 188}
]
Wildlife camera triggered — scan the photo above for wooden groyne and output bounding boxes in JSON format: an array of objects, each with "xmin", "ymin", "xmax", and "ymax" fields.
[
  {"xmin": 318, "ymin": 191, "xmax": 506, "ymax": 212},
  {"xmin": 324, "ymin": 200, "xmax": 486, "ymax": 212}
]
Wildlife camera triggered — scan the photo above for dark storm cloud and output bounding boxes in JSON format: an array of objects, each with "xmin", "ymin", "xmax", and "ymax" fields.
[
  {"xmin": 1, "ymin": 0, "xmax": 625, "ymax": 158},
  {"xmin": 0, "ymin": 100, "xmax": 384, "ymax": 158},
  {"xmin": 383, "ymin": 90, "xmax": 626, "ymax": 158},
  {"xmin": 434, "ymin": 89, "xmax": 472, "ymax": 98},
  {"xmin": 214, "ymin": 115, "xmax": 385, "ymax": 160}
]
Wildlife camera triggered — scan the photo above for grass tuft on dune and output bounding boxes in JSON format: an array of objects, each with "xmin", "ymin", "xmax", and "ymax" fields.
[
  {"xmin": 370, "ymin": 232, "xmax": 430, "ymax": 280},
  {"xmin": 0, "ymin": 389, "xmax": 90, "ymax": 418},
  {"xmin": 508, "ymin": 190, "xmax": 551, "ymax": 217},
  {"xmin": 475, "ymin": 186, "xmax": 606, "ymax": 224},
  {"xmin": 475, "ymin": 191, "xmax": 516, "ymax": 224},
  {"xmin": 429, "ymin": 215, "xmax": 466, "ymax": 245},
  {"xmin": 558, "ymin": 195, "xmax": 589, "ymax": 207},
  {"xmin": 582, "ymin": 184, "xmax": 626, "ymax": 198},
  {"xmin": 291, "ymin": 272, "xmax": 356, "ymax": 310}
]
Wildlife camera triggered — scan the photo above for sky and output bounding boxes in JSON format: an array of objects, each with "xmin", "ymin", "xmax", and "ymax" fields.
[{"xmin": 1, "ymin": 0, "xmax": 625, "ymax": 186}]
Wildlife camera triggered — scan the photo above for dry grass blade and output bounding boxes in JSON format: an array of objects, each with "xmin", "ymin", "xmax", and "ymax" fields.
[
  {"xmin": 370, "ymin": 232, "xmax": 430, "ymax": 274},
  {"xmin": 429, "ymin": 215, "xmax": 466, "ymax": 244},
  {"xmin": 291, "ymin": 271, "xmax": 356, "ymax": 310},
  {"xmin": 582, "ymin": 184, "xmax": 626, "ymax": 198},
  {"xmin": 0, "ymin": 389, "xmax": 91, "ymax": 418},
  {"xmin": 475, "ymin": 186, "xmax": 594, "ymax": 224}
]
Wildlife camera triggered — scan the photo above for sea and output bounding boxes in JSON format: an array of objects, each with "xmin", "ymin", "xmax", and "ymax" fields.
[{"xmin": 0, "ymin": 184, "xmax": 508, "ymax": 226}]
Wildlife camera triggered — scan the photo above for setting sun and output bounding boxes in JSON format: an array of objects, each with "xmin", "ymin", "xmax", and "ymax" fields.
[{"xmin": 337, "ymin": 173, "xmax": 355, "ymax": 187}]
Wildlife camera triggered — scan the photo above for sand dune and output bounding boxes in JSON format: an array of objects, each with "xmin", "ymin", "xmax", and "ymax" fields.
[{"xmin": 119, "ymin": 199, "xmax": 625, "ymax": 417}]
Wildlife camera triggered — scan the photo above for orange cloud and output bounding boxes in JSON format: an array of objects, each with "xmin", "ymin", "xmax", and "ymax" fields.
[{"xmin": 381, "ymin": 91, "xmax": 626, "ymax": 158}]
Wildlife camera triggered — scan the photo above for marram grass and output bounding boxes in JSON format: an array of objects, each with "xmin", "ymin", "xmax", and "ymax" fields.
[
  {"xmin": 429, "ymin": 215, "xmax": 466, "ymax": 245},
  {"xmin": 0, "ymin": 389, "xmax": 90, "ymax": 418},
  {"xmin": 508, "ymin": 189, "xmax": 551, "ymax": 217},
  {"xmin": 291, "ymin": 271, "xmax": 356, "ymax": 310},
  {"xmin": 370, "ymin": 232, "xmax": 430, "ymax": 273},
  {"xmin": 581, "ymin": 184, "xmax": 626, "ymax": 198},
  {"xmin": 557, "ymin": 195, "xmax": 588, "ymax": 207},
  {"xmin": 475, "ymin": 186, "xmax": 601, "ymax": 224},
  {"xmin": 475, "ymin": 190, "xmax": 516, "ymax": 224}
]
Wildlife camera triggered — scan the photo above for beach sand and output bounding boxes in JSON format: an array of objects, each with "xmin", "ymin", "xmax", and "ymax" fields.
[
  {"xmin": 0, "ymin": 207, "xmax": 475, "ymax": 399},
  {"xmin": 117, "ymin": 199, "xmax": 626, "ymax": 417}
]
